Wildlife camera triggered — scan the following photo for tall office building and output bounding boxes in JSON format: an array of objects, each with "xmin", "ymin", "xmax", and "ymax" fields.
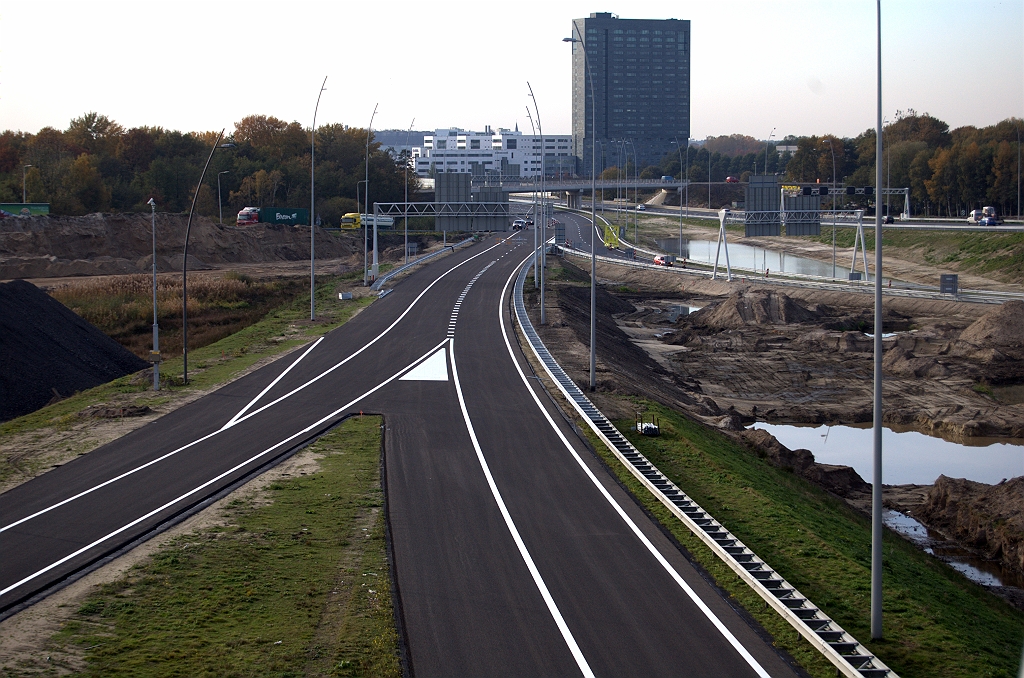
[{"xmin": 570, "ymin": 13, "xmax": 690, "ymax": 176}]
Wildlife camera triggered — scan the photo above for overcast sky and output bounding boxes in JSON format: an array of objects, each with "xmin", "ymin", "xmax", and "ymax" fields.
[{"xmin": 2, "ymin": 1, "xmax": 1021, "ymax": 141}]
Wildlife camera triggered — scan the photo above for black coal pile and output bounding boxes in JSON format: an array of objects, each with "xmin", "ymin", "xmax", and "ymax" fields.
[{"xmin": 0, "ymin": 280, "xmax": 148, "ymax": 422}]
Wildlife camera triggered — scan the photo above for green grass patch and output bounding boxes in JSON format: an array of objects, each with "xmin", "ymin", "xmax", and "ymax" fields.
[
  {"xmin": 804, "ymin": 229, "xmax": 1024, "ymax": 283},
  {"xmin": 582, "ymin": 400, "xmax": 1024, "ymax": 677},
  {"xmin": 52, "ymin": 415, "xmax": 400, "ymax": 677}
]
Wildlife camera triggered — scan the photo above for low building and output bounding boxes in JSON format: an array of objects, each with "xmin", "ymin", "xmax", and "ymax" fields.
[{"xmin": 412, "ymin": 126, "xmax": 575, "ymax": 179}]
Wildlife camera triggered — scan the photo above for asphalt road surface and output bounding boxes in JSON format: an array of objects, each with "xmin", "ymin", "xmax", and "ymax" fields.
[{"xmin": 0, "ymin": 235, "xmax": 800, "ymax": 676}]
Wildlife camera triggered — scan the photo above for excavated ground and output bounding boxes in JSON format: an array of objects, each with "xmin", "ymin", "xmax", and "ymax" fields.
[{"xmin": 527, "ymin": 255, "xmax": 1024, "ymax": 594}]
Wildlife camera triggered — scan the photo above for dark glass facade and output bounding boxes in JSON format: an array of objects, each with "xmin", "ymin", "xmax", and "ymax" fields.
[{"xmin": 571, "ymin": 13, "xmax": 690, "ymax": 176}]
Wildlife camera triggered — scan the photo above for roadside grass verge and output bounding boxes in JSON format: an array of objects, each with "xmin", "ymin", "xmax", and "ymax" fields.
[
  {"xmin": 805, "ymin": 229, "xmax": 1024, "ymax": 283},
  {"xmin": 50, "ymin": 415, "xmax": 400, "ymax": 677},
  {"xmin": 0, "ymin": 275, "xmax": 373, "ymax": 487},
  {"xmin": 585, "ymin": 400, "xmax": 1024, "ymax": 677}
]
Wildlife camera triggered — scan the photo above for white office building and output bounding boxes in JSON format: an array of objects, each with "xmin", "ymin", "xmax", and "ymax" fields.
[{"xmin": 412, "ymin": 126, "xmax": 575, "ymax": 179}]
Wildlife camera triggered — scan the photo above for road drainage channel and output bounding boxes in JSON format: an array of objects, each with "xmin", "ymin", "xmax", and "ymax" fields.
[{"xmin": 512, "ymin": 259, "xmax": 896, "ymax": 678}]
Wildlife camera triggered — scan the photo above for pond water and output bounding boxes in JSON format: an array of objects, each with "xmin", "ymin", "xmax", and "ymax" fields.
[
  {"xmin": 655, "ymin": 237, "xmax": 871, "ymax": 280},
  {"xmin": 750, "ymin": 422, "xmax": 1024, "ymax": 485},
  {"xmin": 884, "ymin": 510, "xmax": 1024, "ymax": 588}
]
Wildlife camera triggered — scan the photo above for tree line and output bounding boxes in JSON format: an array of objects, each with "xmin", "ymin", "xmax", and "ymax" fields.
[
  {"xmin": 649, "ymin": 112, "xmax": 1021, "ymax": 218},
  {"xmin": 0, "ymin": 113, "xmax": 415, "ymax": 226}
]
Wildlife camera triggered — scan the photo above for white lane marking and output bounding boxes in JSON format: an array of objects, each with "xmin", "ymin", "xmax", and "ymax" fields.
[
  {"xmin": 221, "ymin": 336, "xmax": 324, "ymax": 430},
  {"xmin": 449, "ymin": 339, "xmax": 596, "ymax": 678},
  {"xmin": 1, "ymin": 339, "xmax": 449, "ymax": 597},
  {"xmin": 399, "ymin": 347, "xmax": 448, "ymax": 381},
  {"xmin": 496, "ymin": 257, "xmax": 772, "ymax": 678},
  {"xmin": 0, "ymin": 243, "xmax": 503, "ymax": 534},
  {"xmin": 447, "ymin": 260, "xmax": 496, "ymax": 338}
]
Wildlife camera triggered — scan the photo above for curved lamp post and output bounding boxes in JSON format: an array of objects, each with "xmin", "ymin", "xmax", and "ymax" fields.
[
  {"xmin": 564, "ymin": 27, "xmax": 597, "ymax": 390},
  {"xmin": 182, "ymin": 131, "xmax": 234, "ymax": 384},
  {"xmin": 311, "ymin": 75, "xmax": 327, "ymax": 320}
]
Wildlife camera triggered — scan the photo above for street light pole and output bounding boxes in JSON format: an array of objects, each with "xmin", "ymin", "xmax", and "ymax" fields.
[
  {"xmin": 871, "ymin": 0, "xmax": 885, "ymax": 641},
  {"xmin": 311, "ymin": 75, "xmax": 327, "ymax": 321},
  {"xmin": 527, "ymin": 81, "xmax": 546, "ymax": 325},
  {"xmin": 22, "ymin": 165, "xmax": 32, "ymax": 203},
  {"xmin": 217, "ymin": 171, "xmax": 229, "ymax": 224},
  {"xmin": 404, "ymin": 117, "xmax": 415, "ymax": 265},
  {"xmin": 182, "ymin": 130, "xmax": 232, "ymax": 385},
  {"xmin": 148, "ymin": 198, "xmax": 160, "ymax": 391},
  {"xmin": 675, "ymin": 138, "xmax": 684, "ymax": 258},
  {"xmin": 525, "ymin": 107, "xmax": 539, "ymax": 288},
  {"xmin": 364, "ymin": 104, "xmax": 378, "ymax": 286},
  {"xmin": 764, "ymin": 127, "xmax": 776, "ymax": 177},
  {"xmin": 826, "ymin": 138, "xmax": 837, "ymax": 277},
  {"xmin": 564, "ymin": 26, "xmax": 597, "ymax": 389}
]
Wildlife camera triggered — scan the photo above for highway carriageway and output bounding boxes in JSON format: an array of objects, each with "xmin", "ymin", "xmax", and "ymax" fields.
[{"xmin": 0, "ymin": 234, "xmax": 800, "ymax": 676}]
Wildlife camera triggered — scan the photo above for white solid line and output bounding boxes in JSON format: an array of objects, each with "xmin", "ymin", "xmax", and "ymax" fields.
[
  {"xmin": 221, "ymin": 336, "xmax": 324, "ymax": 430},
  {"xmin": 449, "ymin": 338, "xmax": 596, "ymax": 678},
  {"xmin": 1, "ymin": 339, "xmax": 449, "ymax": 598},
  {"xmin": 1, "ymin": 242, "xmax": 503, "ymax": 534},
  {"xmin": 497, "ymin": 256, "xmax": 772, "ymax": 678}
]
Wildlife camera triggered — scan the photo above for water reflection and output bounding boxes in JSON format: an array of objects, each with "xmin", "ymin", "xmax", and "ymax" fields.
[
  {"xmin": 884, "ymin": 509, "xmax": 1024, "ymax": 589},
  {"xmin": 750, "ymin": 422, "xmax": 1024, "ymax": 485},
  {"xmin": 655, "ymin": 237, "xmax": 871, "ymax": 280}
]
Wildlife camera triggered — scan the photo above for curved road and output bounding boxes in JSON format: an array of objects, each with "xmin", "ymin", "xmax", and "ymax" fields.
[{"xmin": 0, "ymin": 234, "xmax": 800, "ymax": 676}]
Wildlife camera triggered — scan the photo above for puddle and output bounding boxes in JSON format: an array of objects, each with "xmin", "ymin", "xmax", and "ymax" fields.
[
  {"xmin": 884, "ymin": 509, "xmax": 1024, "ymax": 589},
  {"xmin": 750, "ymin": 422, "xmax": 1024, "ymax": 485},
  {"xmin": 656, "ymin": 237, "xmax": 867, "ymax": 280}
]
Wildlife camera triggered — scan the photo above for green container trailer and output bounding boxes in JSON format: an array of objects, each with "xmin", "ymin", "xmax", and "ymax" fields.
[{"xmin": 261, "ymin": 208, "xmax": 309, "ymax": 225}]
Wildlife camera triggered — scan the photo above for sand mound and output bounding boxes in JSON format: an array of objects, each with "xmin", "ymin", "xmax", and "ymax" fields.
[
  {"xmin": 688, "ymin": 290, "xmax": 816, "ymax": 329},
  {"xmin": 0, "ymin": 213, "xmax": 357, "ymax": 280},
  {"xmin": 958, "ymin": 301, "xmax": 1024, "ymax": 349},
  {"xmin": 0, "ymin": 280, "xmax": 149, "ymax": 422}
]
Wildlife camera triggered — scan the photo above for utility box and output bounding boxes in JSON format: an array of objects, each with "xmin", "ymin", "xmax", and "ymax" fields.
[
  {"xmin": 744, "ymin": 175, "xmax": 781, "ymax": 237},
  {"xmin": 940, "ymin": 274, "xmax": 959, "ymax": 295}
]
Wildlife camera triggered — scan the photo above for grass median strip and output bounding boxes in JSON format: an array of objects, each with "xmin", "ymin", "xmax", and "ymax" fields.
[
  {"xmin": 587, "ymin": 400, "xmax": 1024, "ymax": 678},
  {"xmin": 48, "ymin": 414, "xmax": 400, "ymax": 677}
]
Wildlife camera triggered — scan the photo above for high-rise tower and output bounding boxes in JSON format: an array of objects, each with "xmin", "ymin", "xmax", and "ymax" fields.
[{"xmin": 570, "ymin": 13, "xmax": 690, "ymax": 176}]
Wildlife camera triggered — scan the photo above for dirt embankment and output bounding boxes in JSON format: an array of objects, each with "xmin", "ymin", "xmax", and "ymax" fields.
[
  {"xmin": 657, "ymin": 291, "xmax": 1024, "ymax": 440},
  {"xmin": 916, "ymin": 476, "xmax": 1024, "ymax": 579},
  {"xmin": 0, "ymin": 213, "xmax": 359, "ymax": 280}
]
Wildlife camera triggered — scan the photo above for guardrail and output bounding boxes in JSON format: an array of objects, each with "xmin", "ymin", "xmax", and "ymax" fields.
[
  {"xmin": 512, "ymin": 259, "xmax": 896, "ymax": 678},
  {"xmin": 370, "ymin": 237, "xmax": 474, "ymax": 291}
]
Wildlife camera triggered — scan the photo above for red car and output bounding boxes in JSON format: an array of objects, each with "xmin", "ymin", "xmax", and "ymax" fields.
[{"xmin": 725, "ymin": 176, "xmax": 740, "ymax": 183}]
